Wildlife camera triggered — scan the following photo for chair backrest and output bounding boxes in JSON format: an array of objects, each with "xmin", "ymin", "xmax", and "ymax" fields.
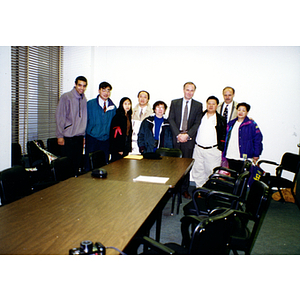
[
  {"xmin": 245, "ymin": 180, "xmax": 269, "ymax": 219},
  {"xmin": 27, "ymin": 140, "xmax": 49, "ymax": 168},
  {"xmin": 279, "ymin": 152, "xmax": 300, "ymax": 175},
  {"xmin": 47, "ymin": 138, "xmax": 63, "ymax": 157},
  {"xmin": 89, "ymin": 150, "xmax": 106, "ymax": 170},
  {"xmin": 295, "ymin": 170, "xmax": 300, "ymax": 209},
  {"xmin": 232, "ymin": 170, "xmax": 250, "ymax": 199},
  {"xmin": 155, "ymin": 148, "xmax": 183, "ymax": 158},
  {"xmin": 181, "ymin": 209, "xmax": 235, "ymax": 254},
  {"xmin": 0, "ymin": 165, "xmax": 32, "ymax": 206},
  {"xmin": 11, "ymin": 142, "xmax": 23, "ymax": 166},
  {"xmin": 52, "ymin": 157, "xmax": 74, "ymax": 182},
  {"xmin": 234, "ymin": 180, "xmax": 270, "ymax": 254}
]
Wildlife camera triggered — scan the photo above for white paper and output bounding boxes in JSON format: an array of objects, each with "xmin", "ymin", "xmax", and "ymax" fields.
[{"xmin": 133, "ymin": 175, "xmax": 169, "ymax": 184}]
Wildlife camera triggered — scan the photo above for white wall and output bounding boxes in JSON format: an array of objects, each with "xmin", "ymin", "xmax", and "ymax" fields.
[
  {"xmin": 63, "ymin": 46, "xmax": 300, "ymax": 169},
  {"xmin": 0, "ymin": 46, "xmax": 11, "ymax": 171}
]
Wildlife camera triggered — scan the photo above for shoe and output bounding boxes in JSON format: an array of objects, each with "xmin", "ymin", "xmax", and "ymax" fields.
[{"xmin": 182, "ymin": 191, "xmax": 191, "ymax": 199}]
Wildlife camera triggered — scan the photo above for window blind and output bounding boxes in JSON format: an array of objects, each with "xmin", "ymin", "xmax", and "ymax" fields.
[{"xmin": 11, "ymin": 46, "xmax": 63, "ymax": 154}]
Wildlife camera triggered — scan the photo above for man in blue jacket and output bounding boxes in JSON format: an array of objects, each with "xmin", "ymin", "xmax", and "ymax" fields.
[{"xmin": 85, "ymin": 82, "xmax": 116, "ymax": 169}]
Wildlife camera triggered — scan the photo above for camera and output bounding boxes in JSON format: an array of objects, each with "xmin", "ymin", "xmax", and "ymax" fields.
[{"xmin": 69, "ymin": 240, "xmax": 106, "ymax": 255}]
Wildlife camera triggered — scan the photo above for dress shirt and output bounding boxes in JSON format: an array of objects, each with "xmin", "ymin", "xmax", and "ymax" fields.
[
  {"xmin": 221, "ymin": 101, "xmax": 234, "ymax": 123},
  {"xmin": 98, "ymin": 97, "xmax": 107, "ymax": 110},
  {"xmin": 180, "ymin": 98, "xmax": 192, "ymax": 131}
]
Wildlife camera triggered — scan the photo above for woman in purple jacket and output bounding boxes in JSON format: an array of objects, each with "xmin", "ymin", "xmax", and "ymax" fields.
[{"xmin": 223, "ymin": 102, "xmax": 263, "ymax": 173}]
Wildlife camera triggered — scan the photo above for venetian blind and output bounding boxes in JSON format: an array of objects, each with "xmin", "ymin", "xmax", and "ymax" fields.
[{"xmin": 11, "ymin": 46, "xmax": 63, "ymax": 154}]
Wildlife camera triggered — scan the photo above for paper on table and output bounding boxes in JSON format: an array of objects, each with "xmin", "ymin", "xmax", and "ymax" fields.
[
  {"xmin": 133, "ymin": 175, "xmax": 169, "ymax": 184},
  {"xmin": 123, "ymin": 155, "xmax": 143, "ymax": 160}
]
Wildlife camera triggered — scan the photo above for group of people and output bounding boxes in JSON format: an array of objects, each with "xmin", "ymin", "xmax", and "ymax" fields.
[{"xmin": 55, "ymin": 77, "xmax": 263, "ymax": 199}]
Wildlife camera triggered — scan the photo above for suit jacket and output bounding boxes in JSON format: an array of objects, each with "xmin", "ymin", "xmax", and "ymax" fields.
[
  {"xmin": 168, "ymin": 98, "xmax": 203, "ymax": 150},
  {"xmin": 217, "ymin": 100, "xmax": 238, "ymax": 122}
]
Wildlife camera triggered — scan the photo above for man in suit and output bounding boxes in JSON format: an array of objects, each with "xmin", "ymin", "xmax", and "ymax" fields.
[
  {"xmin": 168, "ymin": 82, "xmax": 203, "ymax": 199},
  {"xmin": 217, "ymin": 86, "xmax": 238, "ymax": 123}
]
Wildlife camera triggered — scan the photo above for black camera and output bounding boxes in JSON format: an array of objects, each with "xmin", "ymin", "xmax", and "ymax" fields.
[{"xmin": 69, "ymin": 240, "xmax": 106, "ymax": 255}]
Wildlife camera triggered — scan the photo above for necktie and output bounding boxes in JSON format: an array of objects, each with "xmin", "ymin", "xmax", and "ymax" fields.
[
  {"xmin": 223, "ymin": 104, "xmax": 228, "ymax": 122},
  {"xmin": 182, "ymin": 101, "xmax": 188, "ymax": 132},
  {"xmin": 139, "ymin": 108, "xmax": 143, "ymax": 120},
  {"xmin": 103, "ymin": 101, "xmax": 106, "ymax": 113}
]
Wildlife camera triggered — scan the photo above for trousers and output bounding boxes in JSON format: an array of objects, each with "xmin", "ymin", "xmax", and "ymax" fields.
[{"xmin": 192, "ymin": 145, "xmax": 222, "ymax": 188}]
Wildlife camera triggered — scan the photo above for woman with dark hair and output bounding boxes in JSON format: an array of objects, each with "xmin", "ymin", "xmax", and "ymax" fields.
[
  {"xmin": 138, "ymin": 100, "xmax": 173, "ymax": 154},
  {"xmin": 109, "ymin": 97, "xmax": 132, "ymax": 162},
  {"xmin": 223, "ymin": 102, "xmax": 263, "ymax": 172}
]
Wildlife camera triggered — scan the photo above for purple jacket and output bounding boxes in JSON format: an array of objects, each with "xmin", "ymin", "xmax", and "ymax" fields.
[{"xmin": 223, "ymin": 116, "xmax": 263, "ymax": 159}]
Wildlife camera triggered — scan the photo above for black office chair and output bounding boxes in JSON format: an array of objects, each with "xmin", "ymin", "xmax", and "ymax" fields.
[
  {"xmin": 209, "ymin": 159, "xmax": 252, "ymax": 182},
  {"xmin": 155, "ymin": 148, "xmax": 183, "ymax": 215},
  {"xmin": 0, "ymin": 165, "xmax": 32, "ymax": 206},
  {"xmin": 295, "ymin": 170, "xmax": 300, "ymax": 209},
  {"xmin": 258, "ymin": 152, "xmax": 300, "ymax": 203},
  {"xmin": 52, "ymin": 157, "xmax": 75, "ymax": 182},
  {"xmin": 27, "ymin": 140, "xmax": 48, "ymax": 168},
  {"xmin": 212, "ymin": 180, "xmax": 269, "ymax": 254},
  {"xmin": 183, "ymin": 170, "xmax": 250, "ymax": 216},
  {"xmin": 89, "ymin": 150, "xmax": 107, "ymax": 170},
  {"xmin": 11, "ymin": 142, "xmax": 24, "ymax": 167},
  {"xmin": 127, "ymin": 208, "xmax": 235, "ymax": 255},
  {"xmin": 47, "ymin": 137, "xmax": 63, "ymax": 157}
]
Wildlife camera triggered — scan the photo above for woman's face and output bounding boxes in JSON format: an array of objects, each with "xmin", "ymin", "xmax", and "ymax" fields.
[
  {"xmin": 123, "ymin": 100, "xmax": 131, "ymax": 113},
  {"xmin": 154, "ymin": 104, "xmax": 165, "ymax": 118},
  {"xmin": 138, "ymin": 92, "xmax": 149, "ymax": 107},
  {"xmin": 237, "ymin": 106, "xmax": 248, "ymax": 120}
]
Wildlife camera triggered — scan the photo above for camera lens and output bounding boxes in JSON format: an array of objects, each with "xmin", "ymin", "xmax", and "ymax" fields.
[{"xmin": 80, "ymin": 240, "xmax": 93, "ymax": 254}]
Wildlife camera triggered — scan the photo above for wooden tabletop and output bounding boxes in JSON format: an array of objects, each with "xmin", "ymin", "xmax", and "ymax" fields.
[
  {"xmin": 0, "ymin": 156, "xmax": 194, "ymax": 255},
  {"xmin": 0, "ymin": 177, "xmax": 169, "ymax": 255},
  {"xmin": 90, "ymin": 156, "xmax": 194, "ymax": 188}
]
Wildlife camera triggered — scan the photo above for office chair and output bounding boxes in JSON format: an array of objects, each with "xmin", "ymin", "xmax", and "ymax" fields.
[
  {"xmin": 27, "ymin": 140, "xmax": 48, "ymax": 168},
  {"xmin": 0, "ymin": 165, "xmax": 32, "ymax": 206},
  {"xmin": 258, "ymin": 152, "xmax": 300, "ymax": 203},
  {"xmin": 52, "ymin": 157, "xmax": 75, "ymax": 182},
  {"xmin": 89, "ymin": 150, "xmax": 107, "ymax": 170},
  {"xmin": 209, "ymin": 159, "xmax": 252, "ymax": 182},
  {"xmin": 183, "ymin": 170, "xmax": 250, "ymax": 216},
  {"xmin": 126, "ymin": 208, "xmax": 235, "ymax": 255},
  {"xmin": 209, "ymin": 180, "xmax": 270, "ymax": 254},
  {"xmin": 11, "ymin": 142, "xmax": 24, "ymax": 167},
  {"xmin": 155, "ymin": 148, "xmax": 183, "ymax": 215}
]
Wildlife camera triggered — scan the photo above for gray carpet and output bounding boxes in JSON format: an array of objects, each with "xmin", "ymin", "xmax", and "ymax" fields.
[{"xmin": 149, "ymin": 185, "xmax": 300, "ymax": 255}]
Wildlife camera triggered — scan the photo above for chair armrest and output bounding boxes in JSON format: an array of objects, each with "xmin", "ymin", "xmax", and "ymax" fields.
[
  {"xmin": 212, "ymin": 166, "xmax": 238, "ymax": 178},
  {"xmin": 204, "ymin": 178, "xmax": 235, "ymax": 191},
  {"xmin": 208, "ymin": 173, "xmax": 236, "ymax": 182},
  {"xmin": 257, "ymin": 160, "xmax": 279, "ymax": 168},
  {"xmin": 205, "ymin": 190, "xmax": 241, "ymax": 210},
  {"xmin": 141, "ymin": 236, "xmax": 176, "ymax": 255}
]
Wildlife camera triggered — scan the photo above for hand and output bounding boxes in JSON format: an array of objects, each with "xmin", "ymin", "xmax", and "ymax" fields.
[
  {"xmin": 57, "ymin": 137, "xmax": 64, "ymax": 146},
  {"xmin": 118, "ymin": 152, "xmax": 123, "ymax": 155},
  {"xmin": 177, "ymin": 133, "xmax": 189, "ymax": 143},
  {"xmin": 253, "ymin": 157, "xmax": 259, "ymax": 164}
]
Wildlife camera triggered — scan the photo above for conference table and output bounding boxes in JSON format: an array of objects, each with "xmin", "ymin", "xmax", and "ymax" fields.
[{"xmin": 0, "ymin": 156, "xmax": 194, "ymax": 255}]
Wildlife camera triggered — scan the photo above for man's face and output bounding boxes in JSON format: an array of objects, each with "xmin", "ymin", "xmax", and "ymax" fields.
[
  {"xmin": 223, "ymin": 88, "xmax": 234, "ymax": 104},
  {"xmin": 138, "ymin": 92, "xmax": 149, "ymax": 107},
  {"xmin": 154, "ymin": 104, "xmax": 166, "ymax": 118},
  {"xmin": 183, "ymin": 84, "xmax": 195, "ymax": 101},
  {"xmin": 75, "ymin": 80, "xmax": 87, "ymax": 95},
  {"xmin": 99, "ymin": 87, "xmax": 111, "ymax": 101},
  {"xmin": 206, "ymin": 99, "xmax": 218, "ymax": 114}
]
